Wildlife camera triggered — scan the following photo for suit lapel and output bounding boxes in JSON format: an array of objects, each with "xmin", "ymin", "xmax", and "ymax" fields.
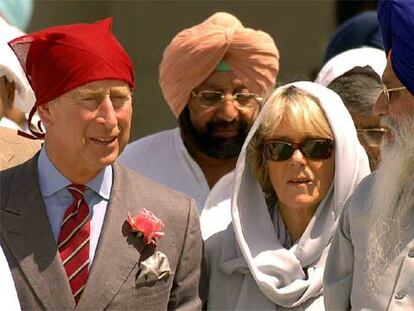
[
  {"xmin": 0, "ymin": 155, "xmax": 75, "ymax": 310},
  {"xmin": 77, "ymin": 163, "xmax": 147, "ymax": 310}
]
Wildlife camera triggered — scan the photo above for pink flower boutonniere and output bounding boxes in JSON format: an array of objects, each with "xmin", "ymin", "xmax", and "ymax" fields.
[{"xmin": 127, "ymin": 209, "xmax": 165, "ymax": 245}]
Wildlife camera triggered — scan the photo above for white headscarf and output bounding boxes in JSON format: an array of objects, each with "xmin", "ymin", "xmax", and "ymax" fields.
[
  {"xmin": 208, "ymin": 81, "xmax": 370, "ymax": 309},
  {"xmin": 0, "ymin": 17, "xmax": 35, "ymax": 114},
  {"xmin": 315, "ymin": 47, "xmax": 386, "ymax": 87}
]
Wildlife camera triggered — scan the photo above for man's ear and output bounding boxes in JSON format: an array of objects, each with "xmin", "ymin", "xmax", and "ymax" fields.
[{"xmin": 37, "ymin": 102, "xmax": 55, "ymax": 127}]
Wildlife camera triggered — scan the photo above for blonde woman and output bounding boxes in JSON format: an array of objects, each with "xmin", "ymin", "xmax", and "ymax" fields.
[{"xmin": 204, "ymin": 81, "xmax": 370, "ymax": 310}]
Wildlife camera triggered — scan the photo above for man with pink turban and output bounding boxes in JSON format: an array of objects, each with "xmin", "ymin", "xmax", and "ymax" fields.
[{"xmin": 120, "ymin": 12, "xmax": 279, "ymax": 212}]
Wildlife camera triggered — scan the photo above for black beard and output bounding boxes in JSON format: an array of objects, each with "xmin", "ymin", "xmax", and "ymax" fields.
[{"xmin": 178, "ymin": 107, "xmax": 250, "ymax": 159}]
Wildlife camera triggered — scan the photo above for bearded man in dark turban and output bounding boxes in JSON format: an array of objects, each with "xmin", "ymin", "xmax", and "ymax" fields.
[{"xmin": 324, "ymin": 1, "xmax": 414, "ymax": 309}]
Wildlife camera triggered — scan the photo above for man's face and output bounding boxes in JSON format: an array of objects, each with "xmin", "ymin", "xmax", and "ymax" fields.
[
  {"xmin": 352, "ymin": 112, "xmax": 384, "ymax": 170},
  {"xmin": 39, "ymin": 79, "xmax": 132, "ymax": 181},
  {"xmin": 373, "ymin": 55, "xmax": 414, "ymax": 127},
  {"xmin": 180, "ymin": 71, "xmax": 260, "ymax": 159}
]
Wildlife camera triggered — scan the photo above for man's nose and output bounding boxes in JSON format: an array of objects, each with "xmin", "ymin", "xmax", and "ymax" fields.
[
  {"xmin": 373, "ymin": 92, "xmax": 388, "ymax": 117},
  {"xmin": 216, "ymin": 95, "xmax": 239, "ymax": 122},
  {"xmin": 97, "ymin": 95, "xmax": 117, "ymax": 128}
]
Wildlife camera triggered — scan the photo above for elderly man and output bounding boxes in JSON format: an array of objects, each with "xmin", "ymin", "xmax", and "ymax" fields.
[
  {"xmin": 324, "ymin": 0, "xmax": 414, "ymax": 309},
  {"xmin": 316, "ymin": 47, "xmax": 386, "ymax": 169},
  {"xmin": 119, "ymin": 12, "xmax": 279, "ymax": 211},
  {"xmin": 0, "ymin": 18, "xmax": 203, "ymax": 310}
]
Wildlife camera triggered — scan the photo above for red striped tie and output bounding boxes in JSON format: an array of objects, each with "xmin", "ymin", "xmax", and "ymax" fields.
[{"xmin": 58, "ymin": 184, "xmax": 90, "ymax": 304}]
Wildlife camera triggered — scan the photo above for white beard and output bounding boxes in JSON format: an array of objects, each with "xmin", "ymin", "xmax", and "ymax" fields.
[{"xmin": 366, "ymin": 116, "xmax": 414, "ymax": 292}]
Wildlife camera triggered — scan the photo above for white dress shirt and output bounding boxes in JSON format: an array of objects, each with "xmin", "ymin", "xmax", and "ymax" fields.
[{"xmin": 37, "ymin": 148, "xmax": 111, "ymax": 266}]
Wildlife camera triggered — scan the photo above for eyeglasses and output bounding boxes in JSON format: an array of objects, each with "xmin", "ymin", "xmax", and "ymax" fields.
[
  {"xmin": 191, "ymin": 90, "xmax": 263, "ymax": 109},
  {"xmin": 262, "ymin": 139, "xmax": 334, "ymax": 162},
  {"xmin": 382, "ymin": 84, "xmax": 406, "ymax": 102},
  {"xmin": 357, "ymin": 127, "xmax": 388, "ymax": 147}
]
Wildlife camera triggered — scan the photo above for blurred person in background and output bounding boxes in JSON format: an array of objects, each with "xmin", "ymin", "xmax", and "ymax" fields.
[
  {"xmin": 119, "ymin": 12, "xmax": 279, "ymax": 212},
  {"xmin": 0, "ymin": 126, "xmax": 40, "ymax": 170},
  {"xmin": 316, "ymin": 47, "xmax": 386, "ymax": 169},
  {"xmin": 0, "ymin": 0, "xmax": 36, "ymax": 131},
  {"xmin": 204, "ymin": 82, "xmax": 369, "ymax": 309},
  {"xmin": 324, "ymin": 10, "xmax": 381, "ymax": 64}
]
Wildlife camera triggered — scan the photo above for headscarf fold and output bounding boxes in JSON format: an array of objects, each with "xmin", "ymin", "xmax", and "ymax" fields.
[
  {"xmin": 315, "ymin": 47, "xmax": 386, "ymax": 87},
  {"xmin": 159, "ymin": 12, "xmax": 279, "ymax": 118},
  {"xmin": 8, "ymin": 17, "xmax": 135, "ymax": 139},
  {"xmin": 378, "ymin": 0, "xmax": 414, "ymax": 95},
  {"xmin": 204, "ymin": 82, "xmax": 370, "ymax": 309}
]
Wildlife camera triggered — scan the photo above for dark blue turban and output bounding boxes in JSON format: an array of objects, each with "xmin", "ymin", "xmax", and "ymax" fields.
[
  {"xmin": 378, "ymin": 0, "xmax": 414, "ymax": 94},
  {"xmin": 324, "ymin": 11, "xmax": 383, "ymax": 63}
]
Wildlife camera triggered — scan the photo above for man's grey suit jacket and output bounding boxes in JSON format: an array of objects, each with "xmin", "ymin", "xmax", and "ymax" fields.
[{"xmin": 0, "ymin": 154, "xmax": 204, "ymax": 310}]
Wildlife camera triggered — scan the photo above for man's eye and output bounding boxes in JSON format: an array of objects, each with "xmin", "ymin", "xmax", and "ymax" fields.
[
  {"xmin": 111, "ymin": 95, "xmax": 129, "ymax": 100},
  {"xmin": 235, "ymin": 93, "xmax": 253, "ymax": 101},
  {"xmin": 81, "ymin": 97, "xmax": 96, "ymax": 101},
  {"xmin": 200, "ymin": 92, "xmax": 222, "ymax": 101}
]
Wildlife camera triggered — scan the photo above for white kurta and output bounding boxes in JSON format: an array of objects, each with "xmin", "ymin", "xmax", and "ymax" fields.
[
  {"xmin": 119, "ymin": 128, "xmax": 211, "ymax": 213},
  {"xmin": 0, "ymin": 245, "xmax": 20, "ymax": 311},
  {"xmin": 324, "ymin": 172, "xmax": 414, "ymax": 310}
]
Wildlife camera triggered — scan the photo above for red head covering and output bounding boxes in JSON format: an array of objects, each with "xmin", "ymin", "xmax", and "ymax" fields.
[{"xmin": 8, "ymin": 17, "xmax": 135, "ymax": 139}]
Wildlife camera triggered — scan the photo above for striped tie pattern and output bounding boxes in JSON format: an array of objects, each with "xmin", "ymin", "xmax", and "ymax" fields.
[{"xmin": 58, "ymin": 184, "xmax": 90, "ymax": 304}]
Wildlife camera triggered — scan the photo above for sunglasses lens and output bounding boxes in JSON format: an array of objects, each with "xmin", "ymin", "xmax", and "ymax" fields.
[
  {"xmin": 302, "ymin": 140, "xmax": 333, "ymax": 159},
  {"xmin": 263, "ymin": 139, "xmax": 333, "ymax": 161},
  {"xmin": 263, "ymin": 141, "xmax": 294, "ymax": 161}
]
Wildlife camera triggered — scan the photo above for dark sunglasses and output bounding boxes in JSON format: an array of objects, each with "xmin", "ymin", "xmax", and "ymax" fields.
[{"xmin": 262, "ymin": 139, "xmax": 334, "ymax": 161}]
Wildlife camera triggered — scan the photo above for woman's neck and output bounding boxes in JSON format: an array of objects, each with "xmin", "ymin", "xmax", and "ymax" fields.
[{"xmin": 278, "ymin": 203, "xmax": 318, "ymax": 243}]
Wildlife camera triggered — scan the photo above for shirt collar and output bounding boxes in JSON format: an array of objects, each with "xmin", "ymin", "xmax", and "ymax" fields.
[{"xmin": 37, "ymin": 147, "xmax": 112, "ymax": 200}]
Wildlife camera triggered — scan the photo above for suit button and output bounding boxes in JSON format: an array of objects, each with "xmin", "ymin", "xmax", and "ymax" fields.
[
  {"xmin": 408, "ymin": 250, "xmax": 414, "ymax": 258},
  {"xmin": 395, "ymin": 291, "xmax": 406, "ymax": 300}
]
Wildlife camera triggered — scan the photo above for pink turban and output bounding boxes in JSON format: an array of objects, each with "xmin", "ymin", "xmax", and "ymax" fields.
[{"xmin": 159, "ymin": 12, "xmax": 280, "ymax": 118}]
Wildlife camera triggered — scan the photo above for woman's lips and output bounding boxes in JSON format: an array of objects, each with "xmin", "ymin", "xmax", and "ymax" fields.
[{"xmin": 287, "ymin": 178, "xmax": 312, "ymax": 184}]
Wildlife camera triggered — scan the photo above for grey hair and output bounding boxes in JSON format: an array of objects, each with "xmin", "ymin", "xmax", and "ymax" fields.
[{"xmin": 327, "ymin": 66, "xmax": 381, "ymax": 116}]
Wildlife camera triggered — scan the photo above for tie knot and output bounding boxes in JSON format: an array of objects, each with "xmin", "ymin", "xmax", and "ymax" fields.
[{"xmin": 67, "ymin": 184, "xmax": 86, "ymax": 199}]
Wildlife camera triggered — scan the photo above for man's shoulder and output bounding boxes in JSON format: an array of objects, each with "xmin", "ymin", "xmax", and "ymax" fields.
[
  {"xmin": 124, "ymin": 128, "xmax": 178, "ymax": 153},
  {"xmin": 345, "ymin": 172, "xmax": 376, "ymax": 216},
  {"xmin": 0, "ymin": 157, "xmax": 37, "ymax": 209},
  {"xmin": 119, "ymin": 128, "xmax": 180, "ymax": 171}
]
